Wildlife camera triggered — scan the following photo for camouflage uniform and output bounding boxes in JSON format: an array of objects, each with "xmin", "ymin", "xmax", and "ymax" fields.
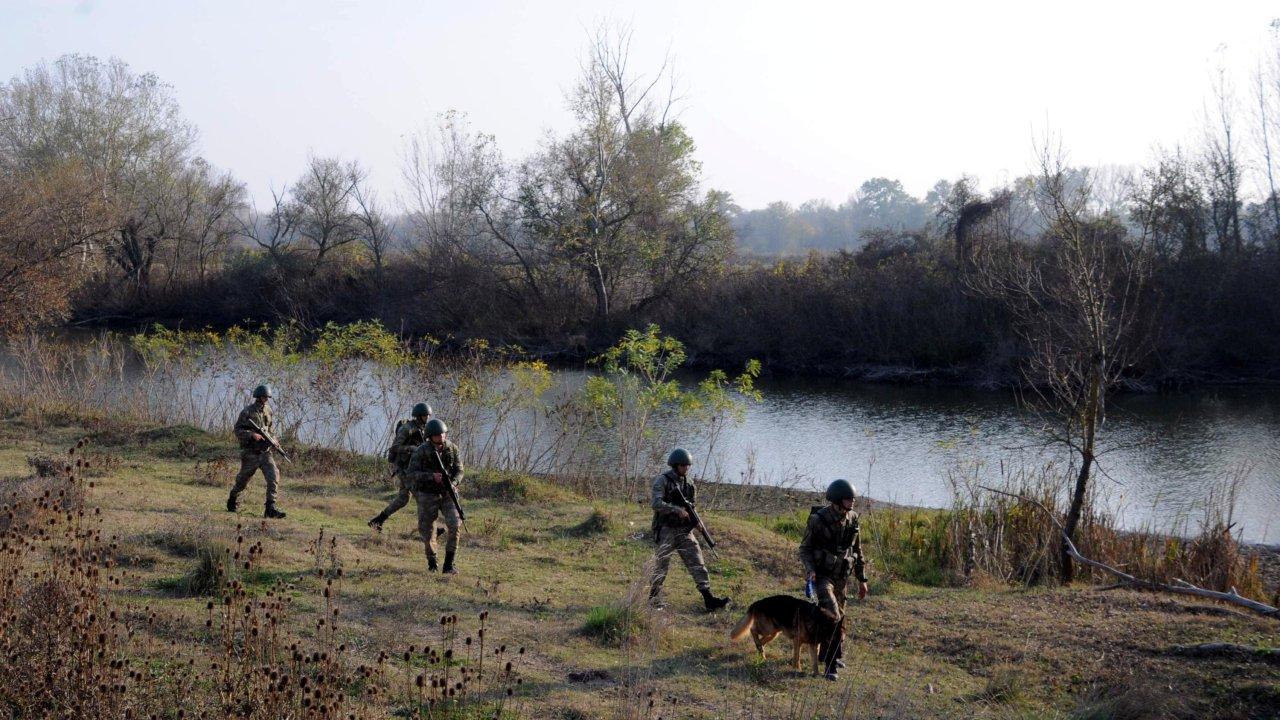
[
  {"xmin": 405, "ymin": 440, "xmax": 464, "ymax": 561},
  {"xmin": 230, "ymin": 401, "xmax": 280, "ymax": 506},
  {"xmin": 649, "ymin": 469, "xmax": 711, "ymax": 594},
  {"xmin": 376, "ymin": 418, "xmax": 429, "ymax": 520},
  {"xmin": 798, "ymin": 505, "xmax": 868, "ymax": 621}
]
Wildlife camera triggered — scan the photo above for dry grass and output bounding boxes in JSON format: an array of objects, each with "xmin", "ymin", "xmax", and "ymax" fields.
[{"xmin": 0, "ymin": 413, "xmax": 1274, "ymax": 719}]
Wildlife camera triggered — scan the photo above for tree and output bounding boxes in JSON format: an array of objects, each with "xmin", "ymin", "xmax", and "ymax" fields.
[
  {"xmin": 966, "ymin": 145, "xmax": 1151, "ymax": 583},
  {"xmin": 292, "ymin": 155, "xmax": 364, "ymax": 272},
  {"xmin": 1202, "ymin": 64, "xmax": 1245, "ymax": 254},
  {"xmin": 0, "ymin": 54, "xmax": 240, "ymax": 300},
  {"xmin": 0, "ymin": 163, "xmax": 113, "ymax": 333}
]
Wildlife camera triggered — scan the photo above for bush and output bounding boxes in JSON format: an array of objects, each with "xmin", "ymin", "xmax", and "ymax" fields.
[{"xmin": 581, "ymin": 604, "xmax": 647, "ymax": 646}]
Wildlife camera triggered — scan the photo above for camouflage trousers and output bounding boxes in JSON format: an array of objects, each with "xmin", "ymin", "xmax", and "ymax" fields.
[
  {"xmin": 376, "ymin": 463, "xmax": 411, "ymax": 518},
  {"xmin": 813, "ymin": 574, "xmax": 849, "ymax": 620},
  {"xmin": 413, "ymin": 489, "xmax": 459, "ymax": 558},
  {"xmin": 231, "ymin": 448, "xmax": 279, "ymax": 506},
  {"xmin": 650, "ymin": 526, "xmax": 710, "ymax": 593}
]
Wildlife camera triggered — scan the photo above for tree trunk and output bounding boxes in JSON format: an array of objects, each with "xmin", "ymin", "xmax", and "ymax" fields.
[
  {"xmin": 590, "ymin": 251, "xmax": 609, "ymax": 320},
  {"xmin": 1061, "ymin": 361, "xmax": 1103, "ymax": 583}
]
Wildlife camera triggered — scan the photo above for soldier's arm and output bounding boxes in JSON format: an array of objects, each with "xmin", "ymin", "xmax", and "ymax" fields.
[
  {"xmin": 447, "ymin": 447, "xmax": 463, "ymax": 485},
  {"xmin": 650, "ymin": 474, "xmax": 684, "ymax": 518},
  {"xmin": 851, "ymin": 522, "xmax": 868, "ymax": 583},
  {"xmin": 405, "ymin": 446, "xmax": 428, "ymax": 483},
  {"xmin": 233, "ymin": 408, "xmax": 258, "ymax": 443},
  {"xmin": 798, "ymin": 514, "xmax": 822, "ymax": 576}
]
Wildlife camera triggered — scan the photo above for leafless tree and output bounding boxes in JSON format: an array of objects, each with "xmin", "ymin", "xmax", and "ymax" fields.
[
  {"xmin": 293, "ymin": 155, "xmax": 364, "ymax": 271},
  {"xmin": 238, "ymin": 187, "xmax": 299, "ymax": 264},
  {"xmin": 966, "ymin": 142, "xmax": 1152, "ymax": 582},
  {"xmin": 1202, "ymin": 64, "xmax": 1245, "ymax": 253}
]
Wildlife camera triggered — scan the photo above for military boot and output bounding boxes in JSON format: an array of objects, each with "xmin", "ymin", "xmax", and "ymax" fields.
[
  {"xmin": 264, "ymin": 504, "xmax": 287, "ymax": 519},
  {"xmin": 226, "ymin": 492, "xmax": 239, "ymax": 512},
  {"xmin": 700, "ymin": 587, "xmax": 730, "ymax": 612},
  {"xmin": 426, "ymin": 554, "xmax": 438, "ymax": 572},
  {"xmin": 441, "ymin": 551, "xmax": 457, "ymax": 575},
  {"xmin": 648, "ymin": 584, "xmax": 665, "ymax": 609},
  {"xmin": 367, "ymin": 512, "xmax": 387, "ymax": 531}
]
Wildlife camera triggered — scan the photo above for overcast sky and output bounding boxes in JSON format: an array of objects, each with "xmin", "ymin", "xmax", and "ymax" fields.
[{"xmin": 4, "ymin": 0, "xmax": 1277, "ymax": 209}]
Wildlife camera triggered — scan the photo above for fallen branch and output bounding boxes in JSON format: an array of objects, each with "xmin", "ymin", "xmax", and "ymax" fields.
[
  {"xmin": 976, "ymin": 485, "xmax": 1280, "ymax": 621},
  {"xmin": 1169, "ymin": 643, "xmax": 1280, "ymax": 664}
]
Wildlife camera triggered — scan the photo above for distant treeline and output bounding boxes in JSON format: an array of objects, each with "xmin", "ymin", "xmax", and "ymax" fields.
[{"xmin": 6, "ymin": 42, "xmax": 1280, "ymax": 387}]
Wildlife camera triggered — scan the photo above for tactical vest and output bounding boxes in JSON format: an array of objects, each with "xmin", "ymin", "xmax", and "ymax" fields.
[
  {"xmin": 386, "ymin": 419, "xmax": 426, "ymax": 464},
  {"xmin": 809, "ymin": 505, "xmax": 861, "ymax": 578},
  {"xmin": 651, "ymin": 471, "xmax": 696, "ymax": 540}
]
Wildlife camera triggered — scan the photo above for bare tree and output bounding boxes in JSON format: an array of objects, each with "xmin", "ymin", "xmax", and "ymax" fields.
[
  {"xmin": 1202, "ymin": 64, "xmax": 1245, "ymax": 254},
  {"xmin": 238, "ymin": 187, "xmax": 299, "ymax": 264},
  {"xmin": 966, "ymin": 143, "xmax": 1152, "ymax": 582},
  {"xmin": 293, "ymin": 155, "xmax": 364, "ymax": 271}
]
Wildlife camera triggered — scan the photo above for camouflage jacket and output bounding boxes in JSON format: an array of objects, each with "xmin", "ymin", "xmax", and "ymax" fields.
[
  {"xmin": 799, "ymin": 505, "xmax": 868, "ymax": 582},
  {"xmin": 406, "ymin": 440, "xmax": 464, "ymax": 493},
  {"xmin": 389, "ymin": 418, "xmax": 428, "ymax": 468},
  {"xmin": 233, "ymin": 402, "xmax": 274, "ymax": 451},
  {"xmin": 651, "ymin": 469, "xmax": 697, "ymax": 532}
]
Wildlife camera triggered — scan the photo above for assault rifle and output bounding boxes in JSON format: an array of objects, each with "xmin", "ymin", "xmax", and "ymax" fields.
[
  {"xmin": 244, "ymin": 419, "xmax": 292, "ymax": 463},
  {"xmin": 432, "ymin": 448, "xmax": 468, "ymax": 532},
  {"xmin": 669, "ymin": 484, "xmax": 715, "ymax": 550}
]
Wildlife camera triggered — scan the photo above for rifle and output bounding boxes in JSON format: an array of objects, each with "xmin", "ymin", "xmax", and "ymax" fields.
[
  {"xmin": 670, "ymin": 483, "xmax": 715, "ymax": 550},
  {"xmin": 244, "ymin": 418, "xmax": 292, "ymax": 463},
  {"xmin": 432, "ymin": 448, "xmax": 467, "ymax": 532}
]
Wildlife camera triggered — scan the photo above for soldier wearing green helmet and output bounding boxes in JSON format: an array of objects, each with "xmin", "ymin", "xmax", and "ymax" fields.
[
  {"xmin": 404, "ymin": 417, "xmax": 464, "ymax": 573},
  {"xmin": 368, "ymin": 402, "xmax": 433, "ymax": 530},
  {"xmin": 648, "ymin": 447, "xmax": 730, "ymax": 611},
  {"xmin": 227, "ymin": 384, "xmax": 287, "ymax": 519},
  {"xmin": 799, "ymin": 478, "xmax": 870, "ymax": 680}
]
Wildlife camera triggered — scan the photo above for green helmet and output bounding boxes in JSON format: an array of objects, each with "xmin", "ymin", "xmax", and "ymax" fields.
[
  {"xmin": 825, "ymin": 479, "xmax": 857, "ymax": 502},
  {"xmin": 412, "ymin": 402, "xmax": 432, "ymax": 418},
  {"xmin": 425, "ymin": 418, "xmax": 448, "ymax": 437},
  {"xmin": 666, "ymin": 448, "xmax": 693, "ymax": 467},
  {"xmin": 252, "ymin": 384, "xmax": 273, "ymax": 399}
]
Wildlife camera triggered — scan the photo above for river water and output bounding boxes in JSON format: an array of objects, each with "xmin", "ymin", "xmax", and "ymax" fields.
[
  {"xmin": 4, "ymin": 337, "xmax": 1277, "ymax": 543},
  {"xmin": 701, "ymin": 378, "xmax": 1279, "ymax": 544}
]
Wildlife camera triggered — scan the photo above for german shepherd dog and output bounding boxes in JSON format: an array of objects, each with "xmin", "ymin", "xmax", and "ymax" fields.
[{"xmin": 729, "ymin": 595, "xmax": 842, "ymax": 675}]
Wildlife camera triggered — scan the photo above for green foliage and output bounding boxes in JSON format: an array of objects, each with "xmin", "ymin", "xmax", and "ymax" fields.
[
  {"xmin": 581, "ymin": 604, "xmax": 647, "ymax": 646},
  {"xmin": 310, "ymin": 320, "xmax": 409, "ymax": 366}
]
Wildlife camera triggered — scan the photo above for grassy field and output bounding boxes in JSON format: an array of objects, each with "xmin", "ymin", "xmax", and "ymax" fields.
[{"xmin": 1, "ymin": 412, "xmax": 1277, "ymax": 719}]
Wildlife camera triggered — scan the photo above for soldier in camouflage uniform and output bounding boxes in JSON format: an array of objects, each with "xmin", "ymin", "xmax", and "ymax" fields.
[
  {"xmin": 368, "ymin": 402, "xmax": 432, "ymax": 530},
  {"xmin": 405, "ymin": 418, "xmax": 464, "ymax": 573},
  {"xmin": 648, "ymin": 448, "xmax": 730, "ymax": 611},
  {"xmin": 227, "ymin": 384, "xmax": 287, "ymax": 519},
  {"xmin": 799, "ymin": 478, "xmax": 869, "ymax": 680}
]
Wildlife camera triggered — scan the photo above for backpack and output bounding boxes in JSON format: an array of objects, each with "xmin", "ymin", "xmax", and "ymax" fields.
[{"xmin": 385, "ymin": 419, "xmax": 410, "ymax": 462}]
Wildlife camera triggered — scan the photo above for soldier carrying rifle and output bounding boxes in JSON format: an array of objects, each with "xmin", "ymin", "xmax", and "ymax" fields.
[
  {"xmin": 226, "ymin": 384, "xmax": 289, "ymax": 519},
  {"xmin": 648, "ymin": 448, "xmax": 731, "ymax": 612}
]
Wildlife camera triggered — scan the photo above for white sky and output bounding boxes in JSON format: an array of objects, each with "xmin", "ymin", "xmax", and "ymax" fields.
[{"xmin": 3, "ymin": 0, "xmax": 1277, "ymax": 208}]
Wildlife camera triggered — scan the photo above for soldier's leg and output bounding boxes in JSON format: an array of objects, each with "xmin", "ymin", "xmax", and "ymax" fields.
[
  {"xmin": 231, "ymin": 450, "xmax": 259, "ymax": 496},
  {"xmin": 674, "ymin": 531, "xmax": 711, "ymax": 591},
  {"xmin": 377, "ymin": 470, "xmax": 411, "ymax": 518},
  {"xmin": 649, "ymin": 527, "xmax": 676, "ymax": 596},
  {"xmin": 439, "ymin": 499, "xmax": 460, "ymax": 554},
  {"xmin": 415, "ymin": 491, "xmax": 442, "ymax": 558},
  {"xmin": 260, "ymin": 453, "xmax": 280, "ymax": 508}
]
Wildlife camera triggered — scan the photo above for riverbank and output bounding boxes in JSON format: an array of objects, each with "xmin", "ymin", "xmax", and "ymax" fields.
[{"xmin": 2, "ymin": 411, "xmax": 1276, "ymax": 719}]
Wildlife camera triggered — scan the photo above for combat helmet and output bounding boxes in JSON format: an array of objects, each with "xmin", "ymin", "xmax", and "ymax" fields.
[
  {"xmin": 667, "ymin": 448, "xmax": 693, "ymax": 467},
  {"xmin": 825, "ymin": 479, "xmax": 857, "ymax": 502}
]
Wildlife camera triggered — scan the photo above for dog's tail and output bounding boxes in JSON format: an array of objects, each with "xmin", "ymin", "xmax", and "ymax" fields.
[{"xmin": 729, "ymin": 611, "xmax": 755, "ymax": 642}]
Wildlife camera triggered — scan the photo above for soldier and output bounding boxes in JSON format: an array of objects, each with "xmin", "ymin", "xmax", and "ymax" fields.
[
  {"xmin": 226, "ymin": 384, "xmax": 287, "ymax": 519},
  {"xmin": 404, "ymin": 418, "xmax": 464, "ymax": 573},
  {"xmin": 799, "ymin": 478, "xmax": 870, "ymax": 681},
  {"xmin": 367, "ymin": 402, "xmax": 432, "ymax": 530},
  {"xmin": 648, "ymin": 448, "xmax": 731, "ymax": 611}
]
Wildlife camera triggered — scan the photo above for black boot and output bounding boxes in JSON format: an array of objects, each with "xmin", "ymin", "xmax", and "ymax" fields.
[
  {"xmin": 441, "ymin": 551, "xmax": 457, "ymax": 575},
  {"xmin": 226, "ymin": 492, "xmax": 239, "ymax": 512},
  {"xmin": 264, "ymin": 504, "xmax": 287, "ymax": 519},
  {"xmin": 648, "ymin": 584, "xmax": 665, "ymax": 609},
  {"xmin": 367, "ymin": 512, "xmax": 387, "ymax": 530},
  {"xmin": 426, "ymin": 554, "xmax": 438, "ymax": 572},
  {"xmin": 700, "ymin": 587, "xmax": 730, "ymax": 612}
]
